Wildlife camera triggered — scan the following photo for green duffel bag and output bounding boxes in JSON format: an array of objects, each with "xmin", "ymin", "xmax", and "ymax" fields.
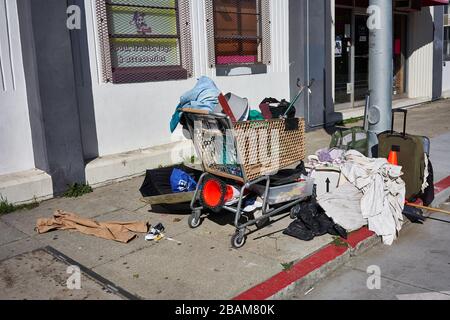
[{"xmin": 330, "ymin": 127, "xmax": 369, "ymax": 156}]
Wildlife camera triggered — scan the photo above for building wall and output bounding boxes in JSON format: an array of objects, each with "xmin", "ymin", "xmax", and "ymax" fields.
[
  {"xmin": 83, "ymin": 0, "xmax": 291, "ymax": 158},
  {"xmin": 407, "ymin": 7, "xmax": 435, "ymax": 99},
  {"xmin": 27, "ymin": 0, "xmax": 86, "ymax": 194},
  {"xmin": 0, "ymin": 0, "xmax": 35, "ymax": 175},
  {"xmin": 444, "ymin": 62, "xmax": 450, "ymax": 93}
]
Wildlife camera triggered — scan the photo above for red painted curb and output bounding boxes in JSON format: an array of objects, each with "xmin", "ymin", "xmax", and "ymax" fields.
[
  {"xmin": 435, "ymin": 175, "xmax": 450, "ymax": 194},
  {"xmin": 233, "ymin": 244, "xmax": 348, "ymax": 300},
  {"xmin": 232, "ymin": 175, "xmax": 450, "ymax": 301},
  {"xmin": 344, "ymin": 227, "xmax": 375, "ymax": 248}
]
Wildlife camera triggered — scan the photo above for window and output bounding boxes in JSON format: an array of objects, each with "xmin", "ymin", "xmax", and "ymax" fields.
[
  {"xmin": 96, "ymin": 0, "xmax": 193, "ymax": 84},
  {"xmin": 445, "ymin": 4, "xmax": 450, "ymax": 61},
  {"xmin": 206, "ymin": 0, "xmax": 271, "ymax": 75}
]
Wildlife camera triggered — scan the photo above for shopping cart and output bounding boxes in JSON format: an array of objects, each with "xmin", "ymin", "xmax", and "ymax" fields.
[{"xmin": 180, "ymin": 106, "xmax": 314, "ymax": 248}]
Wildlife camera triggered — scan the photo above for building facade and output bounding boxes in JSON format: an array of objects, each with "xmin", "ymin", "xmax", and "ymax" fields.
[
  {"xmin": 443, "ymin": 2, "xmax": 450, "ymax": 95},
  {"xmin": 0, "ymin": 0, "xmax": 448, "ymax": 204}
]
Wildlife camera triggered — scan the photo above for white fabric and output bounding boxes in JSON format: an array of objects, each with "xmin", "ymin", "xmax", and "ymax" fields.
[
  {"xmin": 422, "ymin": 153, "xmax": 429, "ymax": 193},
  {"xmin": 339, "ymin": 150, "xmax": 406, "ymax": 245},
  {"xmin": 317, "ymin": 150, "xmax": 406, "ymax": 245},
  {"xmin": 318, "ymin": 182, "xmax": 367, "ymax": 232}
]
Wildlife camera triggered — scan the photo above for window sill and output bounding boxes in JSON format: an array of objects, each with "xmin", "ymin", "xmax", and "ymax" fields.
[
  {"xmin": 112, "ymin": 66, "xmax": 188, "ymax": 84},
  {"xmin": 215, "ymin": 64, "xmax": 267, "ymax": 77}
]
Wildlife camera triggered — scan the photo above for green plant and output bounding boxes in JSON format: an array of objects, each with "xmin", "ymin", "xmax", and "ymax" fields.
[
  {"xmin": 281, "ymin": 261, "xmax": 295, "ymax": 271},
  {"xmin": 63, "ymin": 183, "xmax": 93, "ymax": 198},
  {"xmin": 331, "ymin": 236, "xmax": 349, "ymax": 248},
  {"xmin": 0, "ymin": 196, "xmax": 39, "ymax": 215},
  {"xmin": 0, "ymin": 197, "xmax": 16, "ymax": 214}
]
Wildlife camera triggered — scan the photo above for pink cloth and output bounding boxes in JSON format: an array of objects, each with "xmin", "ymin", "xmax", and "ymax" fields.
[{"xmin": 216, "ymin": 55, "xmax": 257, "ymax": 65}]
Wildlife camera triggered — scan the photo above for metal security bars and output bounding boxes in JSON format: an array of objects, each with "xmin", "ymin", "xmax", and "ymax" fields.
[
  {"xmin": 206, "ymin": 0, "xmax": 271, "ymax": 68},
  {"xmin": 97, "ymin": 0, "xmax": 193, "ymax": 84}
]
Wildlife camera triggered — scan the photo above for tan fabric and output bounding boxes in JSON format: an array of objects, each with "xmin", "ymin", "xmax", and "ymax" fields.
[{"xmin": 36, "ymin": 210, "xmax": 149, "ymax": 243}]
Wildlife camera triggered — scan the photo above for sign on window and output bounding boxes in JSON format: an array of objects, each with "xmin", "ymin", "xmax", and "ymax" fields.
[{"xmin": 97, "ymin": 0, "xmax": 192, "ymax": 83}]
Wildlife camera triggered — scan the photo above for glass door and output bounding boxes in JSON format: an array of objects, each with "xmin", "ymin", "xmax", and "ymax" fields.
[
  {"xmin": 393, "ymin": 14, "xmax": 407, "ymax": 97},
  {"xmin": 335, "ymin": 8, "xmax": 352, "ymax": 105},
  {"xmin": 353, "ymin": 14, "xmax": 369, "ymax": 104},
  {"xmin": 335, "ymin": 5, "xmax": 408, "ymax": 109}
]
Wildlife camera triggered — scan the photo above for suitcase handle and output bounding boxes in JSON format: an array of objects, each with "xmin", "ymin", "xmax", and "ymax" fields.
[{"xmin": 392, "ymin": 109, "xmax": 408, "ymax": 137}]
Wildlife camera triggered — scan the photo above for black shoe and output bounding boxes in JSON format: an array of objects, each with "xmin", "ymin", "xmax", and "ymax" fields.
[{"xmin": 154, "ymin": 223, "xmax": 165, "ymax": 233}]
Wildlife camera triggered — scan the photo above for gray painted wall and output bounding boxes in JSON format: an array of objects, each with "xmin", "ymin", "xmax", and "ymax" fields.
[
  {"xmin": 29, "ymin": 0, "xmax": 85, "ymax": 194},
  {"xmin": 289, "ymin": 0, "xmax": 307, "ymax": 119},
  {"xmin": 16, "ymin": 0, "xmax": 49, "ymax": 173},
  {"xmin": 307, "ymin": 0, "xmax": 332, "ymax": 128},
  {"xmin": 289, "ymin": 0, "xmax": 337, "ymax": 130},
  {"xmin": 69, "ymin": 0, "xmax": 98, "ymax": 161}
]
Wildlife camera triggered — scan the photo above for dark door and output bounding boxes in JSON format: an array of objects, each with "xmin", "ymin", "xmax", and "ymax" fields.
[
  {"xmin": 354, "ymin": 14, "xmax": 369, "ymax": 103},
  {"xmin": 335, "ymin": 8, "xmax": 352, "ymax": 104}
]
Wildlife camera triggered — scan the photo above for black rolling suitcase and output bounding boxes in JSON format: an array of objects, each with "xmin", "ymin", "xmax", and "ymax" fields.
[{"xmin": 378, "ymin": 109, "xmax": 426, "ymax": 201}]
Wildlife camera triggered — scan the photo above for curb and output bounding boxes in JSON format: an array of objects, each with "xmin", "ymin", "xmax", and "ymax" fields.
[{"xmin": 233, "ymin": 175, "xmax": 450, "ymax": 301}]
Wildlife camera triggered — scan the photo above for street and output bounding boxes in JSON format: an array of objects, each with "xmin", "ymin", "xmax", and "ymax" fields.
[{"xmin": 286, "ymin": 200, "xmax": 450, "ymax": 300}]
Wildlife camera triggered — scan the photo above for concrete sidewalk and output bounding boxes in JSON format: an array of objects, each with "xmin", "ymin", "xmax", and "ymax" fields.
[
  {"xmin": 285, "ymin": 199, "xmax": 450, "ymax": 300},
  {"xmin": 0, "ymin": 99, "xmax": 449, "ymax": 300}
]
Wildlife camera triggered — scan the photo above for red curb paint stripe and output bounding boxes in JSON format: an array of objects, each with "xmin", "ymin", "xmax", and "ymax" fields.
[
  {"xmin": 233, "ymin": 244, "xmax": 348, "ymax": 300},
  {"xmin": 435, "ymin": 176, "xmax": 450, "ymax": 194},
  {"xmin": 233, "ymin": 175, "xmax": 450, "ymax": 301},
  {"xmin": 344, "ymin": 227, "xmax": 374, "ymax": 248}
]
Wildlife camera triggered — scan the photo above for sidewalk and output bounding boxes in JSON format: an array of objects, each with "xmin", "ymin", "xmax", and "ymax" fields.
[
  {"xmin": 285, "ymin": 199, "xmax": 450, "ymax": 300},
  {"xmin": 0, "ymin": 99, "xmax": 449, "ymax": 300}
]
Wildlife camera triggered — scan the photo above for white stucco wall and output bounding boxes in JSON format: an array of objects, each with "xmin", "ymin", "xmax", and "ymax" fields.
[
  {"xmin": 83, "ymin": 0, "xmax": 290, "ymax": 157},
  {"xmin": 443, "ymin": 61, "xmax": 450, "ymax": 93},
  {"xmin": 0, "ymin": 0, "xmax": 35, "ymax": 175},
  {"xmin": 407, "ymin": 7, "xmax": 435, "ymax": 99}
]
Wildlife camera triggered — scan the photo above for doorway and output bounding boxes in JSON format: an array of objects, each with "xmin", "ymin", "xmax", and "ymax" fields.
[
  {"xmin": 334, "ymin": 6, "xmax": 408, "ymax": 110},
  {"xmin": 393, "ymin": 14, "xmax": 407, "ymax": 97},
  {"xmin": 334, "ymin": 9, "xmax": 370, "ymax": 109},
  {"xmin": 334, "ymin": 7, "xmax": 352, "ymax": 106}
]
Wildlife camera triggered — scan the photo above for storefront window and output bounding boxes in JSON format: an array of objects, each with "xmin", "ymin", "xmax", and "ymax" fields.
[
  {"xmin": 97, "ymin": 0, "xmax": 193, "ymax": 84},
  {"xmin": 206, "ymin": 0, "xmax": 271, "ymax": 72},
  {"xmin": 444, "ymin": 4, "xmax": 450, "ymax": 61},
  {"xmin": 213, "ymin": 0, "xmax": 261, "ymax": 65}
]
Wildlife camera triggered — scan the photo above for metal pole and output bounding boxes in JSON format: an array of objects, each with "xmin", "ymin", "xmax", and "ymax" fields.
[{"xmin": 367, "ymin": 0, "xmax": 393, "ymax": 157}]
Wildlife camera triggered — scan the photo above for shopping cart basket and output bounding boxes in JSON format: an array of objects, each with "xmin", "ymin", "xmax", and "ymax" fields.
[{"xmin": 181, "ymin": 108, "xmax": 314, "ymax": 248}]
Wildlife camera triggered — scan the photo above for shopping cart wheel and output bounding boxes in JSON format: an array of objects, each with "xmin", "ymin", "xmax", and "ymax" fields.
[
  {"xmin": 290, "ymin": 204, "xmax": 301, "ymax": 220},
  {"xmin": 231, "ymin": 230, "xmax": 246, "ymax": 249},
  {"xmin": 188, "ymin": 210, "xmax": 202, "ymax": 229}
]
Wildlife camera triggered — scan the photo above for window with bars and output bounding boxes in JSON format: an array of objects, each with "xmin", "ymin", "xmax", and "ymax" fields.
[
  {"xmin": 96, "ymin": 0, "xmax": 193, "ymax": 84},
  {"xmin": 445, "ymin": 4, "xmax": 450, "ymax": 61},
  {"xmin": 206, "ymin": 0, "xmax": 271, "ymax": 73}
]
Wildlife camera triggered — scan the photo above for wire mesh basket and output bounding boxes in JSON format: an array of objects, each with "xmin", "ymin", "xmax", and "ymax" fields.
[{"xmin": 183, "ymin": 110, "xmax": 306, "ymax": 183}]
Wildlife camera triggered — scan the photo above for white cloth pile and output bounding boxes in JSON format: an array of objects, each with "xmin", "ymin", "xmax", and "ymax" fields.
[{"xmin": 318, "ymin": 150, "xmax": 406, "ymax": 245}]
